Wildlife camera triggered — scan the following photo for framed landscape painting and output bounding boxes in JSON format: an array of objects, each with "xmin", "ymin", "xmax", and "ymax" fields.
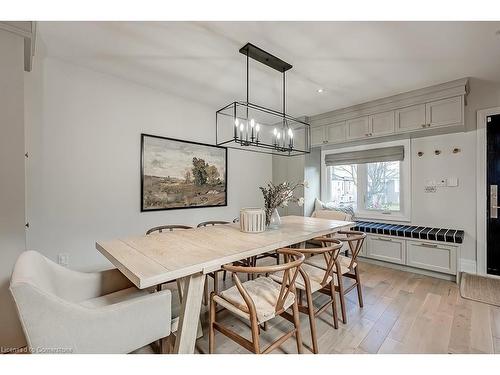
[{"xmin": 141, "ymin": 134, "xmax": 227, "ymax": 211}]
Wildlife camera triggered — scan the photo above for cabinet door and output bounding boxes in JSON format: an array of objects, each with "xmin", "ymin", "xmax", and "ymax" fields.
[
  {"xmin": 326, "ymin": 121, "xmax": 346, "ymax": 144},
  {"xmin": 406, "ymin": 241, "xmax": 457, "ymax": 275},
  {"xmin": 311, "ymin": 126, "xmax": 326, "ymax": 146},
  {"xmin": 369, "ymin": 111, "xmax": 395, "ymax": 137},
  {"xmin": 346, "ymin": 116, "xmax": 370, "ymax": 140},
  {"xmin": 425, "ymin": 96, "xmax": 463, "ymax": 128},
  {"xmin": 366, "ymin": 236, "xmax": 405, "ymax": 264},
  {"xmin": 395, "ymin": 104, "xmax": 426, "ymax": 132}
]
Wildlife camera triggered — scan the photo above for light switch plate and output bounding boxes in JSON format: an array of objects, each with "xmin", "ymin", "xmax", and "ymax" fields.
[{"xmin": 447, "ymin": 177, "xmax": 458, "ymax": 187}]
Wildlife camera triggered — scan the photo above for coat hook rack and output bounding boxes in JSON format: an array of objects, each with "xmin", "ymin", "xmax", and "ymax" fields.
[{"xmin": 434, "ymin": 150, "xmax": 441, "ymax": 155}]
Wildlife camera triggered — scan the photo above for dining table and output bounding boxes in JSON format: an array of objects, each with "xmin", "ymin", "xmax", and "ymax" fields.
[{"xmin": 95, "ymin": 215, "xmax": 354, "ymax": 354}]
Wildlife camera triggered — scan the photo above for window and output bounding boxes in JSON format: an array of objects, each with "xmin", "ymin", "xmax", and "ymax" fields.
[
  {"xmin": 365, "ymin": 161, "xmax": 400, "ymax": 211},
  {"xmin": 321, "ymin": 140, "xmax": 410, "ymax": 221},
  {"xmin": 328, "ymin": 164, "xmax": 358, "ymax": 209}
]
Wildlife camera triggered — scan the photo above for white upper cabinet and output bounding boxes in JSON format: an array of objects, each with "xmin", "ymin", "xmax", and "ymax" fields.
[
  {"xmin": 326, "ymin": 121, "xmax": 346, "ymax": 144},
  {"xmin": 309, "ymin": 79, "xmax": 468, "ymax": 148},
  {"xmin": 311, "ymin": 126, "xmax": 326, "ymax": 146},
  {"xmin": 369, "ymin": 111, "xmax": 395, "ymax": 137},
  {"xmin": 425, "ymin": 96, "xmax": 463, "ymax": 128},
  {"xmin": 395, "ymin": 104, "xmax": 426, "ymax": 133},
  {"xmin": 346, "ymin": 116, "xmax": 370, "ymax": 140}
]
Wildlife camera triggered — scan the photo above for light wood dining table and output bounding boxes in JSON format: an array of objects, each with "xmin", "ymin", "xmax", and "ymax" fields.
[{"xmin": 95, "ymin": 215, "xmax": 354, "ymax": 354}]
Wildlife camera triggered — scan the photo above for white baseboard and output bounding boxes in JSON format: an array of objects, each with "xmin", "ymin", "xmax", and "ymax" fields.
[{"xmin": 460, "ymin": 259, "xmax": 477, "ymax": 274}]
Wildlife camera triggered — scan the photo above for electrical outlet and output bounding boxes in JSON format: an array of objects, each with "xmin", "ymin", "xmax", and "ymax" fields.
[{"xmin": 58, "ymin": 253, "xmax": 69, "ymax": 267}]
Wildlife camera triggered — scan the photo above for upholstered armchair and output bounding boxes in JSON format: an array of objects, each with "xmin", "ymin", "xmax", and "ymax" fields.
[{"xmin": 10, "ymin": 250, "xmax": 173, "ymax": 354}]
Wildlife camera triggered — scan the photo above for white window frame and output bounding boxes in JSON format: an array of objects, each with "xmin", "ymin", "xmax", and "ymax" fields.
[{"xmin": 321, "ymin": 139, "xmax": 411, "ymax": 222}]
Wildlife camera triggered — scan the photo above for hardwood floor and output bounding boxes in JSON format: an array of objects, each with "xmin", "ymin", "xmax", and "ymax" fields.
[{"xmin": 196, "ymin": 261, "xmax": 500, "ymax": 354}]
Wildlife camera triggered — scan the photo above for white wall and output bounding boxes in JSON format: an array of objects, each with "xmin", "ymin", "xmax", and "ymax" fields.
[
  {"xmin": 411, "ymin": 132, "xmax": 476, "ymax": 264},
  {"xmin": 0, "ymin": 30, "xmax": 26, "ymax": 351},
  {"xmin": 24, "ymin": 56, "xmax": 272, "ymax": 272}
]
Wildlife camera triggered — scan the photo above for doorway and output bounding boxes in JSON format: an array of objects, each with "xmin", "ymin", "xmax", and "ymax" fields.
[{"xmin": 487, "ymin": 114, "xmax": 500, "ymax": 275}]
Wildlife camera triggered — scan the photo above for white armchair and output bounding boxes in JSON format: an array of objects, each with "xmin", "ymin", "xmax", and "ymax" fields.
[{"xmin": 10, "ymin": 250, "xmax": 173, "ymax": 354}]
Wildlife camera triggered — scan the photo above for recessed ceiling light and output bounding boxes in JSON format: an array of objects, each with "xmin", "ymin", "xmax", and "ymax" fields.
[{"xmin": 317, "ymin": 88, "xmax": 324, "ymax": 93}]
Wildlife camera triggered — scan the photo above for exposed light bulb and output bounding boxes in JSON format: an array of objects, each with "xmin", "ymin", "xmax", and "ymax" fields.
[
  {"xmin": 250, "ymin": 119, "xmax": 255, "ymax": 128},
  {"xmin": 273, "ymin": 128, "xmax": 278, "ymax": 136},
  {"xmin": 235, "ymin": 118, "xmax": 239, "ymax": 127},
  {"xmin": 317, "ymin": 88, "xmax": 324, "ymax": 93},
  {"xmin": 240, "ymin": 123, "xmax": 244, "ymax": 132},
  {"xmin": 277, "ymin": 133, "xmax": 281, "ymax": 140},
  {"xmin": 255, "ymin": 124, "xmax": 260, "ymax": 132},
  {"xmin": 288, "ymin": 129, "xmax": 293, "ymax": 138}
]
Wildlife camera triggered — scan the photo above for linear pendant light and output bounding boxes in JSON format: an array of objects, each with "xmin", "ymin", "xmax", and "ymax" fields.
[{"xmin": 216, "ymin": 43, "xmax": 311, "ymax": 156}]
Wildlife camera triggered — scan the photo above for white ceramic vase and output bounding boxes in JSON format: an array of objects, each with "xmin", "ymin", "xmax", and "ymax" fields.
[{"xmin": 239, "ymin": 208, "xmax": 266, "ymax": 233}]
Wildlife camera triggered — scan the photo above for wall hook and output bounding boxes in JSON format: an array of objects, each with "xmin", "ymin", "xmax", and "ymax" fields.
[
  {"xmin": 453, "ymin": 147, "xmax": 461, "ymax": 154},
  {"xmin": 417, "ymin": 151, "xmax": 424, "ymax": 157},
  {"xmin": 434, "ymin": 150, "xmax": 441, "ymax": 155}
]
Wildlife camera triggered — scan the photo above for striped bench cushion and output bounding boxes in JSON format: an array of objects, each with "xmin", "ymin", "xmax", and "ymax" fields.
[{"xmin": 353, "ymin": 221, "xmax": 464, "ymax": 244}]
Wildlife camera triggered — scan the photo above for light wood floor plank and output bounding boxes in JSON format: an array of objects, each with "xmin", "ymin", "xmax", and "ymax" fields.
[
  {"xmin": 387, "ymin": 292, "xmax": 426, "ymax": 343},
  {"xmin": 470, "ymin": 301, "xmax": 494, "ymax": 353},
  {"xmin": 359, "ymin": 290, "xmax": 411, "ymax": 353},
  {"xmin": 448, "ymin": 297, "xmax": 472, "ymax": 354},
  {"xmin": 386, "ymin": 293, "xmax": 441, "ymax": 353}
]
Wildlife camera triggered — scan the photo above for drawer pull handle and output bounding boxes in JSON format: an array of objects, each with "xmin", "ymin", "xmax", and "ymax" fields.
[
  {"xmin": 377, "ymin": 237, "xmax": 393, "ymax": 242},
  {"xmin": 420, "ymin": 243, "xmax": 438, "ymax": 248}
]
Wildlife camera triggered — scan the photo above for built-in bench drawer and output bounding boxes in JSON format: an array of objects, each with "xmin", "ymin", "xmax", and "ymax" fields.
[
  {"xmin": 406, "ymin": 240, "xmax": 457, "ymax": 275},
  {"xmin": 366, "ymin": 236, "xmax": 405, "ymax": 264}
]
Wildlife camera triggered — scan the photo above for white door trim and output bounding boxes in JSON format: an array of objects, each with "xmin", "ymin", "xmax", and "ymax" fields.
[{"xmin": 476, "ymin": 106, "xmax": 500, "ymax": 276}]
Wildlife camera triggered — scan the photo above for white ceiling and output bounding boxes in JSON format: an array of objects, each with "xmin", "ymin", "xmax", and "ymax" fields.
[{"xmin": 37, "ymin": 21, "xmax": 500, "ymax": 117}]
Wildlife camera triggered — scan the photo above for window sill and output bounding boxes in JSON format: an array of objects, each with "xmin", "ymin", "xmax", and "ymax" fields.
[{"xmin": 355, "ymin": 212, "xmax": 411, "ymax": 223}]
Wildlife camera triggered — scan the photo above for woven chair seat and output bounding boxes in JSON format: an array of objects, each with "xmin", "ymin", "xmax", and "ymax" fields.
[
  {"xmin": 215, "ymin": 276, "xmax": 295, "ymax": 324},
  {"xmin": 305, "ymin": 254, "xmax": 356, "ymax": 275},
  {"xmin": 270, "ymin": 263, "xmax": 332, "ymax": 292}
]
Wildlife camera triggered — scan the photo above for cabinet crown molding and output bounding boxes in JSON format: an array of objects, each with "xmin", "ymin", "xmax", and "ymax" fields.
[{"xmin": 310, "ymin": 78, "xmax": 469, "ymax": 126}]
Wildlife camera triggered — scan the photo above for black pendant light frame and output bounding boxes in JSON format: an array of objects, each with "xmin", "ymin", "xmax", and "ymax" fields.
[{"xmin": 216, "ymin": 43, "xmax": 310, "ymax": 156}]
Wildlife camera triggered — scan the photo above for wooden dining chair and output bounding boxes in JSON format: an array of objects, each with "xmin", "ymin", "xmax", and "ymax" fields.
[
  {"xmin": 145, "ymin": 224, "xmax": 193, "ymax": 235},
  {"xmin": 228, "ymin": 217, "xmax": 274, "ymax": 275},
  {"xmin": 305, "ymin": 231, "xmax": 366, "ymax": 324},
  {"xmin": 145, "ymin": 224, "xmax": 194, "ymax": 296},
  {"xmin": 197, "ymin": 220, "xmax": 231, "ymax": 305},
  {"xmin": 145, "ymin": 224, "xmax": 205, "ymax": 351},
  {"xmin": 197, "ymin": 220, "xmax": 230, "ymax": 228},
  {"xmin": 209, "ymin": 249, "xmax": 305, "ymax": 354},
  {"xmin": 270, "ymin": 240, "xmax": 343, "ymax": 353}
]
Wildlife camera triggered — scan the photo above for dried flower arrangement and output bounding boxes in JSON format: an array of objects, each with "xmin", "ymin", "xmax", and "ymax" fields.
[{"xmin": 259, "ymin": 180, "xmax": 307, "ymax": 227}]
